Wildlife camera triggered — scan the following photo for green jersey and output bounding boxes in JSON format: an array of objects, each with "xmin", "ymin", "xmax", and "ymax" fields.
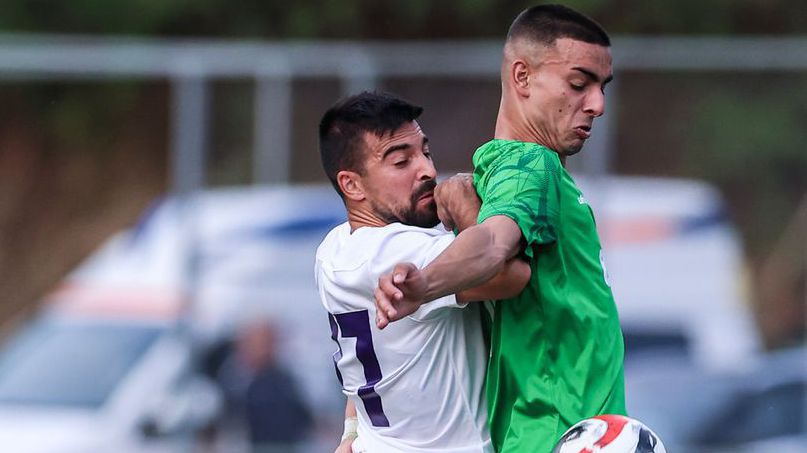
[{"xmin": 473, "ymin": 139, "xmax": 626, "ymax": 453}]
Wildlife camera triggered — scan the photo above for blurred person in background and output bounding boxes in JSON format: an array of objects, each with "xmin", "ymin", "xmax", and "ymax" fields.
[
  {"xmin": 316, "ymin": 91, "xmax": 530, "ymax": 453},
  {"xmin": 375, "ymin": 5, "xmax": 626, "ymax": 452},
  {"xmin": 216, "ymin": 319, "xmax": 312, "ymax": 453}
]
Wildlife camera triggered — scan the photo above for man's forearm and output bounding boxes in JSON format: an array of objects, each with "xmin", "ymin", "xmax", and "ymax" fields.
[
  {"xmin": 345, "ymin": 398, "xmax": 356, "ymax": 418},
  {"xmin": 421, "ymin": 216, "xmax": 521, "ymax": 301}
]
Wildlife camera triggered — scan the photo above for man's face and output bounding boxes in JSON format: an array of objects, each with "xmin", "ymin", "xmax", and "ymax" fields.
[
  {"xmin": 359, "ymin": 121, "xmax": 439, "ymax": 228},
  {"xmin": 526, "ymin": 38, "xmax": 613, "ymax": 156}
]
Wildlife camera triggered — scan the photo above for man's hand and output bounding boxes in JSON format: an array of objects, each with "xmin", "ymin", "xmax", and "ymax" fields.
[
  {"xmin": 334, "ymin": 437, "xmax": 355, "ymax": 453},
  {"xmin": 374, "ymin": 262, "xmax": 428, "ymax": 329},
  {"xmin": 435, "ymin": 173, "xmax": 481, "ymax": 232}
]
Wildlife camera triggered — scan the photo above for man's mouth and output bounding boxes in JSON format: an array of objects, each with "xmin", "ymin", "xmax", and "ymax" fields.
[
  {"xmin": 413, "ymin": 180, "xmax": 437, "ymax": 205},
  {"xmin": 574, "ymin": 125, "xmax": 591, "ymax": 140}
]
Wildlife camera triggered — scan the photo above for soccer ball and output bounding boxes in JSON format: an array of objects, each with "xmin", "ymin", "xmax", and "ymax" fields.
[{"xmin": 552, "ymin": 414, "xmax": 666, "ymax": 453}]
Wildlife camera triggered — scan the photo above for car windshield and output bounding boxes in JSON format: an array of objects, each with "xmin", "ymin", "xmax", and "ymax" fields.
[
  {"xmin": 623, "ymin": 329, "xmax": 689, "ymax": 359},
  {"xmin": 697, "ymin": 381, "xmax": 807, "ymax": 445},
  {"xmin": 0, "ymin": 317, "xmax": 162, "ymax": 408}
]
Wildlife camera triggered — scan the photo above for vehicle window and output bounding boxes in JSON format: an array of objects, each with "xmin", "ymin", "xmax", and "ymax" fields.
[
  {"xmin": 697, "ymin": 381, "xmax": 806, "ymax": 444},
  {"xmin": 623, "ymin": 330, "xmax": 689, "ymax": 358},
  {"xmin": 0, "ymin": 319, "xmax": 162, "ymax": 408}
]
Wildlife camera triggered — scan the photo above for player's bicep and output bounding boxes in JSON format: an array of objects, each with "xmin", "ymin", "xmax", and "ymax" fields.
[
  {"xmin": 454, "ymin": 216, "xmax": 528, "ymax": 303},
  {"xmin": 478, "ymin": 170, "xmax": 560, "ymax": 259},
  {"xmin": 457, "ymin": 255, "xmax": 530, "ymax": 303},
  {"xmin": 482, "ymin": 214, "xmax": 525, "ymax": 260}
]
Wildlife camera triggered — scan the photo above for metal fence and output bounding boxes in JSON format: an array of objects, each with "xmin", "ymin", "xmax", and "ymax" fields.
[{"xmin": 1, "ymin": 34, "xmax": 806, "ymax": 191}]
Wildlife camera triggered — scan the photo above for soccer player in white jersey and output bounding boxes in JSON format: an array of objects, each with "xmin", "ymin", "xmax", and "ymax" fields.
[{"xmin": 315, "ymin": 92, "xmax": 530, "ymax": 453}]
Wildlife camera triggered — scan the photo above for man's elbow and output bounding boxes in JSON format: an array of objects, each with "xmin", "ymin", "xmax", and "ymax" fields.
[
  {"xmin": 486, "ymin": 246, "xmax": 511, "ymax": 271},
  {"xmin": 477, "ymin": 232, "xmax": 511, "ymax": 280},
  {"xmin": 479, "ymin": 215, "xmax": 524, "ymax": 264},
  {"xmin": 501, "ymin": 259, "xmax": 531, "ymax": 298},
  {"xmin": 513, "ymin": 260, "xmax": 531, "ymax": 292},
  {"xmin": 467, "ymin": 258, "xmax": 530, "ymax": 302}
]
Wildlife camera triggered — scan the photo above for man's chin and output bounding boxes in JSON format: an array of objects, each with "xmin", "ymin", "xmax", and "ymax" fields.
[
  {"xmin": 563, "ymin": 143, "xmax": 584, "ymax": 157},
  {"xmin": 409, "ymin": 208, "xmax": 440, "ymax": 228},
  {"xmin": 412, "ymin": 215, "xmax": 440, "ymax": 229}
]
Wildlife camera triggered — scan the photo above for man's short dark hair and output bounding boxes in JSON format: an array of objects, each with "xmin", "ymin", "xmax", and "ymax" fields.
[
  {"xmin": 507, "ymin": 4, "xmax": 610, "ymax": 47},
  {"xmin": 319, "ymin": 91, "xmax": 423, "ymax": 197}
]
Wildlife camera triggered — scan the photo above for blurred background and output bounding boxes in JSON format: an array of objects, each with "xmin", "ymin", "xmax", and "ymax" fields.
[{"xmin": 0, "ymin": 1, "xmax": 804, "ymax": 452}]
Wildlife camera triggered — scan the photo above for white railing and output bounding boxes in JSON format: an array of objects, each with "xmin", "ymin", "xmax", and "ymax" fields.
[{"xmin": 1, "ymin": 34, "xmax": 806, "ymax": 190}]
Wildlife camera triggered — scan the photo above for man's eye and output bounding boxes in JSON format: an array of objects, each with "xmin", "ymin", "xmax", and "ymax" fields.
[
  {"xmin": 394, "ymin": 160, "xmax": 407, "ymax": 167},
  {"xmin": 570, "ymin": 83, "xmax": 585, "ymax": 91}
]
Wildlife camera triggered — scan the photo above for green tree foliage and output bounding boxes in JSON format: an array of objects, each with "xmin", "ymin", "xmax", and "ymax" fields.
[
  {"xmin": 0, "ymin": 0, "xmax": 804, "ymax": 38},
  {"xmin": 685, "ymin": 80, "xmax": 807, "ymax": 256}
]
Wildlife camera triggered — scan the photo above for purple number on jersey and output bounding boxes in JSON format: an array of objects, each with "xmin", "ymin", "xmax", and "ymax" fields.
[{"xmin": 330, "ymin": 310, "xmax": 390, "ymax": 427}]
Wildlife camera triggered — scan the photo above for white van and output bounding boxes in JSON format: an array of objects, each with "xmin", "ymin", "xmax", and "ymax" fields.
[
  {"xmin": 576, "ymin": 176, "xmax": 760, "ymax": 371},
  {"xmin": 0, "ymin": 177, "xmax": 761, "ymax": 451},
  {"xmin": 0, "ymin": 311, "xmax": 221, "ymax": 453}
]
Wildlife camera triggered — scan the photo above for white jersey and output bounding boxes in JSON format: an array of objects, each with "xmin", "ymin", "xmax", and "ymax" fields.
[{"xmin": 315, "ymin": 222, "xmax": 492, "ymax": 453}]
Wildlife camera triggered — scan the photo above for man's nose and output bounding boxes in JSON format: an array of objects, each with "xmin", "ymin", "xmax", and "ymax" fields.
[
  {"xmin": 418, "ymin": 154, "xmax": 437, "ymax": 180},
  {"xmin": 584, "ymin": 90, "xmax": 606, "ymax": 117}
]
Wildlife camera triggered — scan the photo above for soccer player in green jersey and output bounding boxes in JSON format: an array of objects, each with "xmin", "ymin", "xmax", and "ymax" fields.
[{"xmin": 374, "ymin": 5, "xmax": 626, "ymax": 452}]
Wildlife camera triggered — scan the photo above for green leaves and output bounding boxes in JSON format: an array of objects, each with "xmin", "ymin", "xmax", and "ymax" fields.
[{"xmin": 1, "ymin": 0, "xmax": 802, "ymax": 38}]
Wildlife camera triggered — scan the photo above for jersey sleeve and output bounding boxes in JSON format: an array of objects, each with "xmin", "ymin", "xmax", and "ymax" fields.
[
  {"xmin": 476, "ymin": 147, "xmax": 561, "ymax": 260},
  {"xmin": 369, "ymin": 227, "xmax": 464, "ymax": 322}
]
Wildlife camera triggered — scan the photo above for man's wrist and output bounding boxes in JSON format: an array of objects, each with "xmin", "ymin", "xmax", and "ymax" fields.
[
  {"xmin": 421, "ymin": 266, "xmax": 443, "ymax": 303},
  {"xmin": 341, "ymin": 416, "xmax": 358, "ymax": 441}
]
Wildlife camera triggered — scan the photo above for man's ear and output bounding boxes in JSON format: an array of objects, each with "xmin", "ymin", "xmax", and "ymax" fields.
[
  {"xmin": 511, "ymin": 59, "xmax": 531, "ymax": 97},
  {"xmin": 337, "ymin": 170, "xmax": 365, "ymax": 202}
]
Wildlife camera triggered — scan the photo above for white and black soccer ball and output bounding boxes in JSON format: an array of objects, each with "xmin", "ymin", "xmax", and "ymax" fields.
[{"xmin": 552, "ymin": 414, "xmax": 666, "ymax": 453}]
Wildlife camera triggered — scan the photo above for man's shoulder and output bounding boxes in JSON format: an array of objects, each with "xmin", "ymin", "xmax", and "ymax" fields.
[
  {"xmin": 380, "ymin": 222, "xmax": 451, "ymax": 237},
  {"xmin": 315, "ymin": 222, "xmax": 350, "ymax": 261},
  {"xmin": 474, "ymin": 139, "xmax": 556, "ymax": 157},
  {"xmin": 369, "ymin": 223, "xmax": 452, "ymax": 257},
  {"xmin": 317, "ymin": 223, "xmax": 452, "ymax": 271},
  {"xmin": 473, "ymin": 139, "xmax": 559, "ymax": 175}
]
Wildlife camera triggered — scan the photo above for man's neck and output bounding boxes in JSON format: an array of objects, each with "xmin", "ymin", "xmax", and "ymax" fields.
[
  {"xmin": 494, "ymin": 97, "xmax": 541, "ymax": 143},
  {"xmin": 494, "ymin": 102, "xmax": 567, "ymax": 166},
  {"xmin": 347, "ymin": 207, "xmax": 388, "ymax": 233}
]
